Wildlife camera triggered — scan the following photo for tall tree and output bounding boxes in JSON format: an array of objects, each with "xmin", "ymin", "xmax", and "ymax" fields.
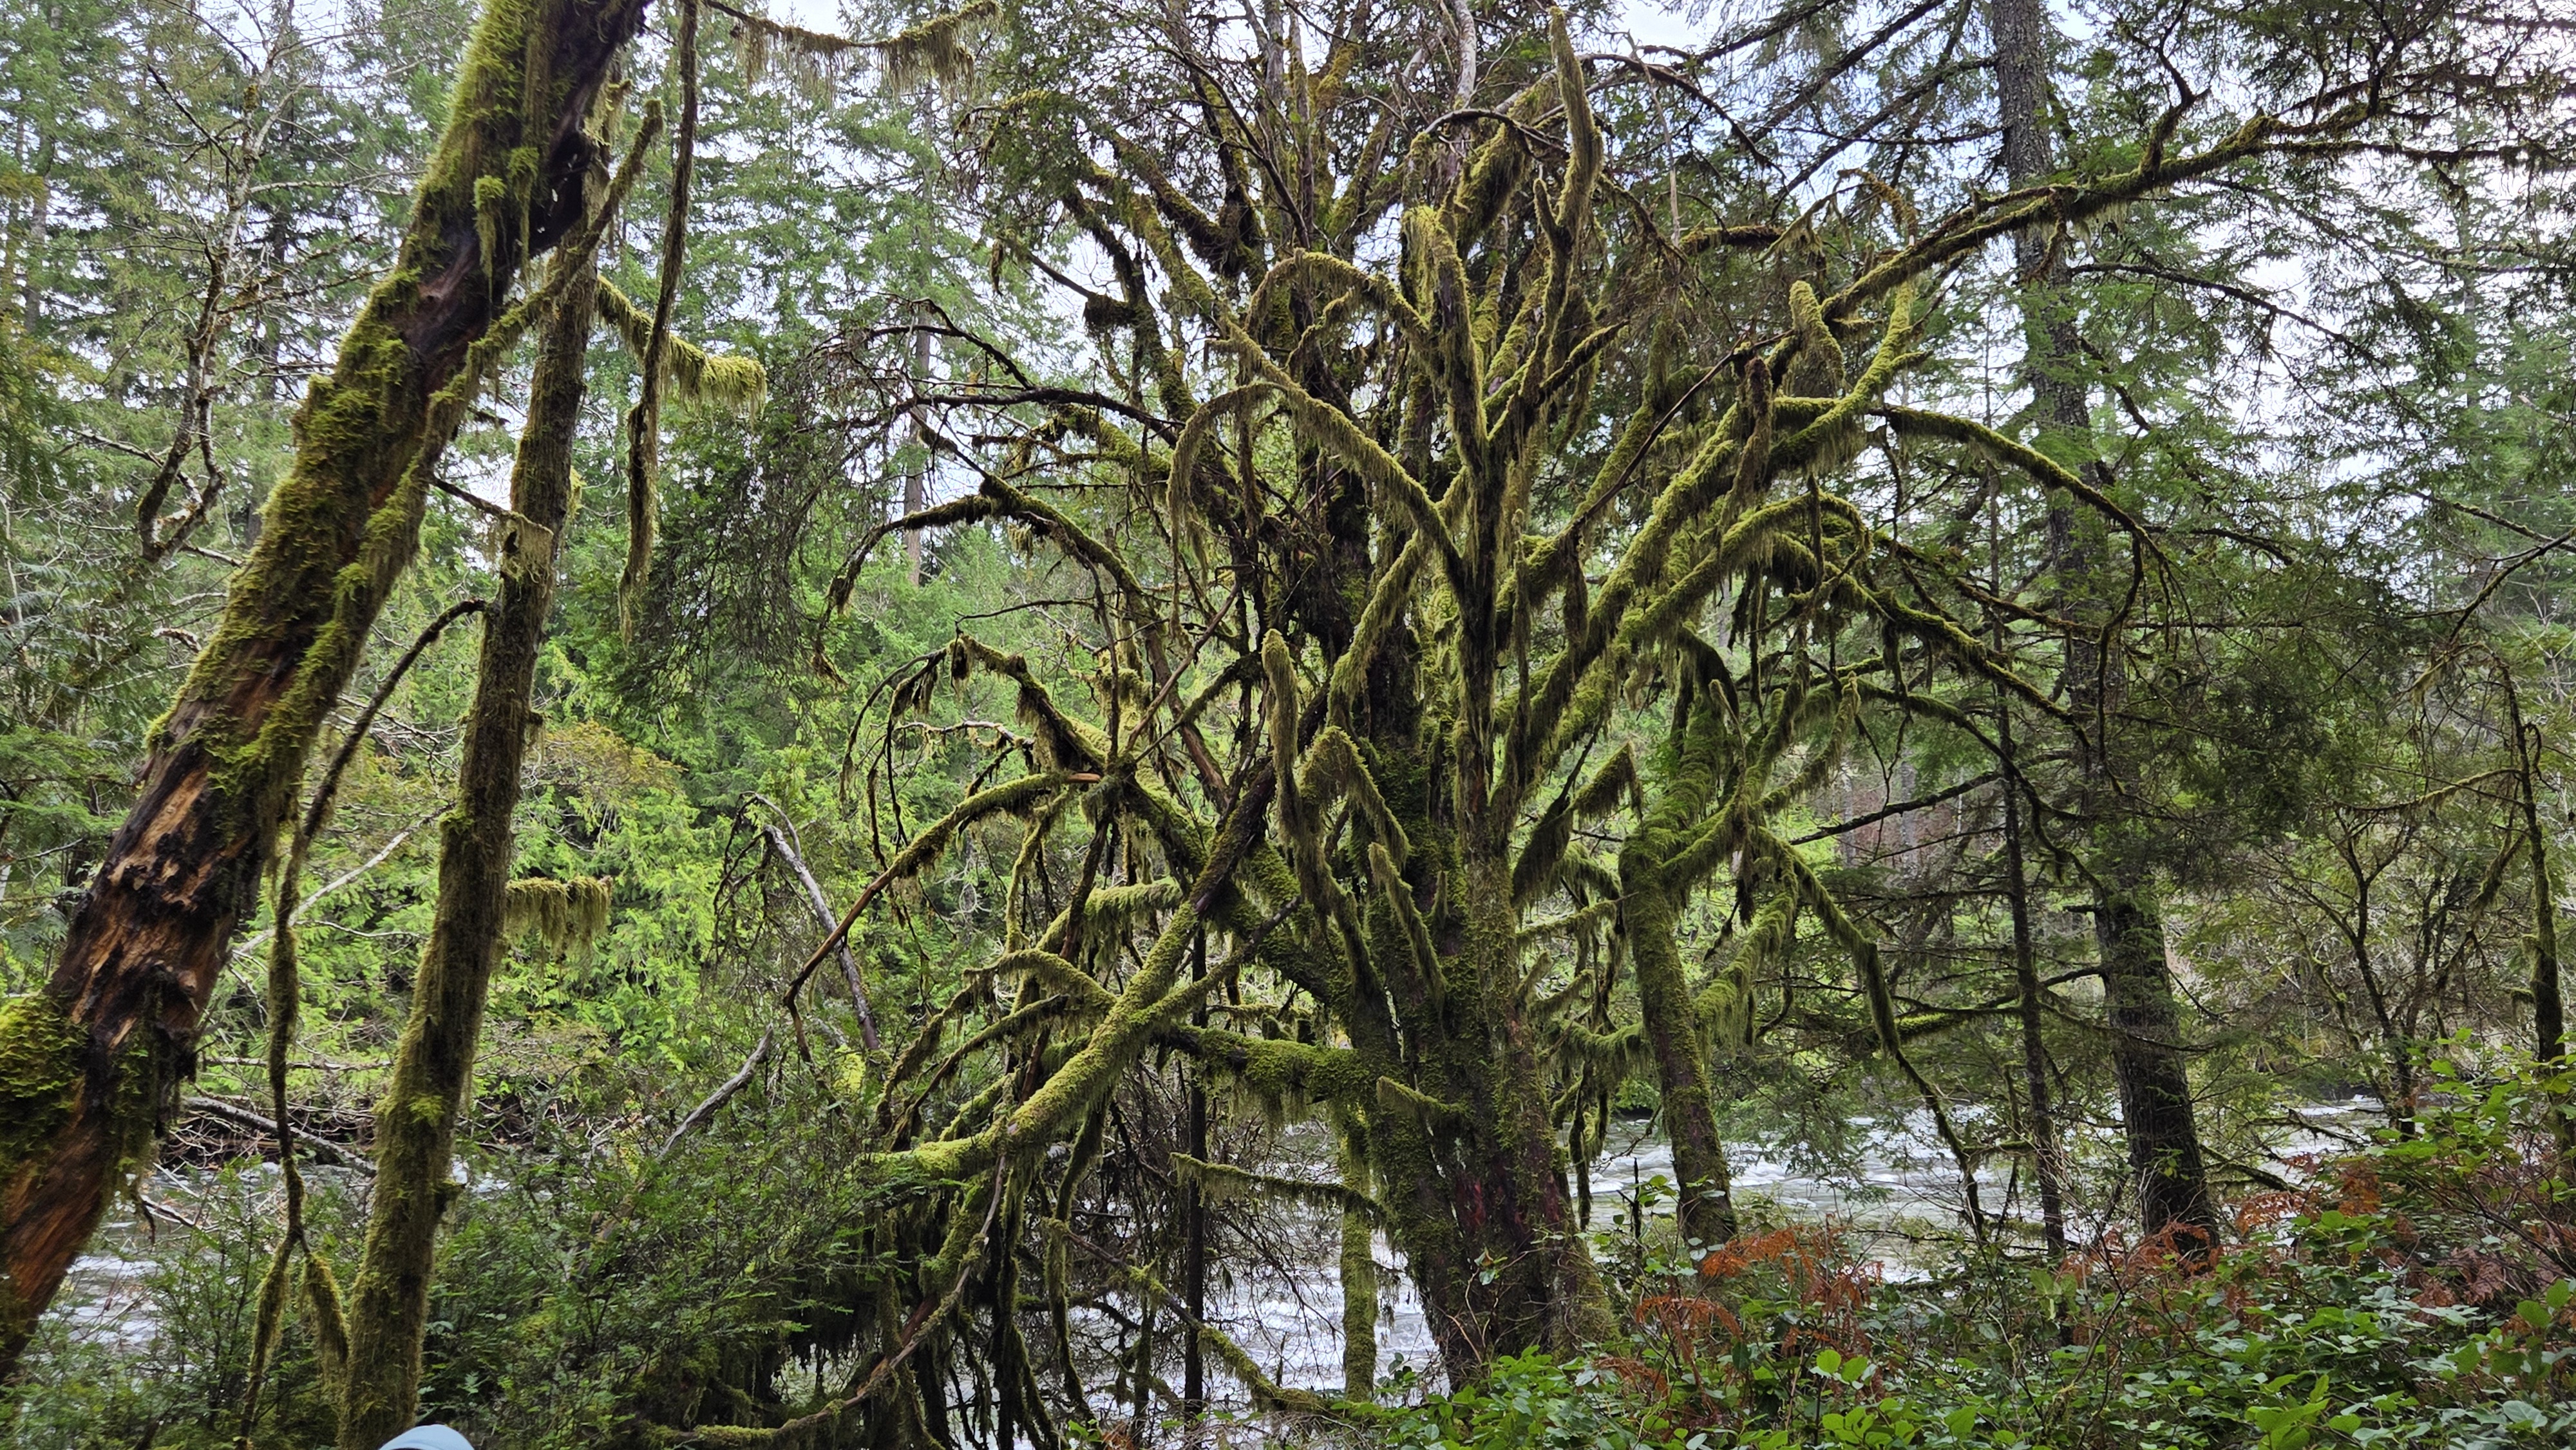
[
  {"xmin": 1988, "ymin": 0, "xmax": 2215, "ymax": 1245},
  {"xmin": 0, "ymin": 0, "xmax": 649, "ymax": 1377},
  {"xmin": 332, "ymin": 135, "xmax": 632, "ymax": 1450}
]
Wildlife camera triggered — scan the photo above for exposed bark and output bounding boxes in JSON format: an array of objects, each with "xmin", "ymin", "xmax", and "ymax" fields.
[
  {"xmin": 661, "ymin": 1030, "xmax": 775, "ymax": 1158},
  {"xmin": 178, "ymin": 1095, "xmax": 375, "ymax": 1175},
  {"xmin": 0, "ymin": 0, "xmax": 649, "ymax": 1376},
  {"xmin": 761, "ymin": 818, "xmax": 882, "ymax": 1050},
  {"xmin": 337, "ymin": 228, "xmax": 607, "ymax": 1448}
]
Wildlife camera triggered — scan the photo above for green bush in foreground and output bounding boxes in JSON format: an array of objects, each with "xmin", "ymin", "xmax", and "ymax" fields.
[{"xmin": 1380, "ymin": 1051, "xmax": 2575, "ymax": 1450}]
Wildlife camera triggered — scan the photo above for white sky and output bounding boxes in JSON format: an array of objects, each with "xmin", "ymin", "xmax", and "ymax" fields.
[{"xmin": 765, "ymin": 0, "xmax": 1704, "ymax": 50}]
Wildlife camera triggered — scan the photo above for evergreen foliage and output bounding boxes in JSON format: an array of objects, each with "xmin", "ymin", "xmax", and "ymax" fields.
[{"xmin": 1, "ymin": 0, "xmax": 2573, "ymax": 1445}]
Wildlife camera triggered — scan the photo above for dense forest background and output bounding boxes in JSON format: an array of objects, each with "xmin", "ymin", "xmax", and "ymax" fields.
[{"xmin": 1, "ymin": 0, "xmax": 2573, "ymax": 1445}]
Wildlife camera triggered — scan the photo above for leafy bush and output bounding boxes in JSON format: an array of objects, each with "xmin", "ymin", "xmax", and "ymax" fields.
[
  {"xmin": 1377, "ymin": 1052, "xmax": 2576, "ymax": 1450},
  {"xmin": 7, "ymin": 1166, "xmax": 364, "ymax": 1450}
]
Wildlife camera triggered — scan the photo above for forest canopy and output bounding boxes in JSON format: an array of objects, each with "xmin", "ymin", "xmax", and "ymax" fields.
[{"xmin": 1, "ymin": 0, "xmax": 2574, "ymax": 1445}]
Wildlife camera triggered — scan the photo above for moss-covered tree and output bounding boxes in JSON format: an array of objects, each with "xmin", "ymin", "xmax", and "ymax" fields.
[{"xmin": 0, "ymin": 0, "xmax": 651, "ymax": 1378}]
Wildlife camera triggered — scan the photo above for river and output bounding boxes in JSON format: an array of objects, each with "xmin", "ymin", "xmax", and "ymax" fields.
[{"xmin": 51, "ymin": 1098, "xmax": 2383, "ymax": 1404}]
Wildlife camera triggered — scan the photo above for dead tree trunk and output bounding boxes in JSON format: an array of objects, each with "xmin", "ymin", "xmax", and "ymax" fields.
[
  {"xmin": 761, "ymin": 818, "xmax": 881, "ymax": 1050},
  {"xmin": 0, "ymin": 0, "xmax": 647, "ymax": 1377}
]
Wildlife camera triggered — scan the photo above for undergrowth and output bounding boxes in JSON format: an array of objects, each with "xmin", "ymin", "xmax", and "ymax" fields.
[{"xmin": 1378, "ymin": 1050, "xmax": 2576, "ymax": 1450}]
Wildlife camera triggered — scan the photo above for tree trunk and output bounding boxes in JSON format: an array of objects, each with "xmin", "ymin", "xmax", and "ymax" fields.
[
  {"xmin": 2096, "ymin": 887, "xmax": 2216, "ymax": 1243},
  {"xmin": 2515, "ymin": 713, "xmax": 2565, "ymax": 1069},
  {"xmin": 1180, "ymin": 934, "xmax": 1208, "ymax": 1422},
  {"xmin": 1622, "ymin": 690, "xmax": 1743, "ymax": 1252},
  {"xmin": 1336, "ymin": 1120, "xmax": 1376, "ymax": 1399},
  {"xmin": 0, "ymin": 0, "xmax": 646, "ymax": 1377},
  {"xmin": 336, "ymin": 236, "xmax": 603, "ymax": 1445},
  {"xmin": 1988, "ymin": 0, "xmax": 2215, "ymax": 1247},
  {"xmin": 1434, "ymin": 852, "xmax": 1616, "ymax": 1361},
  {"xmin": 21, "ymin": 137, "xmax": 50, "ymax": 328},
  {"xmin": 904, "ymin": 321, "xmax": 931, "ymax": 583},
  {"xmin": 1997, "ymin": 702, "xmax": 2067, "ymax": 1254},
  {"xmin": 2505, "ymin": 678, "xmax": 2573, "ymax": 1155},
  {"xmin": 1347, "ymin": 748, "xmax": 1611, "ymax": 1380},
  {"xmin": 1625, "ymin": 885, "xmax": 1739, "ymax": 1250}
]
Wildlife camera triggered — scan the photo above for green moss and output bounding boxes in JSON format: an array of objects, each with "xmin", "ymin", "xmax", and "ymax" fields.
[
  {"xmin": 473, "ymin": 173, "xmax": 509, "ymax": 279},
  {"xmin": 1229, "ymin": 1033, "xmax": 1374, "ymax": 1115},
  {"xmin": 502, "ymin": 874, "xmax": 613, "ymax": 954},
  {"xmin": 876, "ymin": 0, "xmax": 999, "ymax": 93},
  {"xmin": 1, "ymin": 993, "xmax": 162, "ymax": 1346},
  {"xmin": 1783, "ymin": 279, "xmax": 1846, "ymax": 397},
  {"xmin": 0, "ymin": 994, "xmax": 82, "ymax": 1183},
  {"xmin": 594, "ymin": 278, "xmax": 767, "ymax": 410}
]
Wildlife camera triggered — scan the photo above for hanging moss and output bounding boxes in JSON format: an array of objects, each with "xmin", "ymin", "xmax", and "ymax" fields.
[
  {"xmin": 876, "ymin": 0, "xmax": 998, "ymax": 93},
  {"xmin": 732, "ymin": 9, "xmax": 859, "ymax": 93},
  {"xmin": 502, "ymin": 875, "xmax": 614, "ymax": 954},
  {"xmin": 1782, "ymin": 279, "xmax": 1845, "ymax": 397},
  {"xmin": 722, "ymin": 0, "xmax": 996, "ymax": 97},
  {"xmin": 594, "ymin": 278, "xmax": 766, "ymax": 410},
  {"xmin": 1170, "ymin": 1154, "xmax": 1380, "ymax": 1219},
  {"xmin": 1174, "ymin": 1027, "xmax": 1374, "ymax": 1124}
]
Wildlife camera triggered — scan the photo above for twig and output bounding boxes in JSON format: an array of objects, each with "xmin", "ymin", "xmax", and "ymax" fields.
[
  {"xmin": 658, "ymin": 1029, "xmax": 773, "ymax": 1160},
  {"xmin": 751, "ymin": 798, "xmax": 881, "ymax": 1050},
  {"xmin": 230, "ymin": 811, "xmax": 436, "ymax": 963},
  {"xmin": 138, "ymin": 1194, "xmax": 211, "ymax": 1237},
  {"xmin": 181, "ymin": 1095, "xmax": 376, "ymax": 1175}
]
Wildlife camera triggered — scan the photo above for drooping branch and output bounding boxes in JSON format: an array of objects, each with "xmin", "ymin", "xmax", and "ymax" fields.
[{"xmin": 620, "ymin": 0, "xmax": 701, "ymax": 632}]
